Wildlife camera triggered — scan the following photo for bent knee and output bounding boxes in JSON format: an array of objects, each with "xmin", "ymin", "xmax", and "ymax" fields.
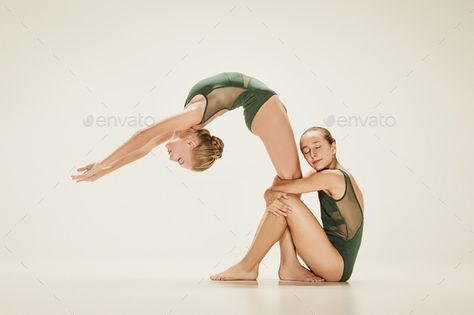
[{"xmin": 283, "ymin": 194, "xmax": 305, "ymax": 205}]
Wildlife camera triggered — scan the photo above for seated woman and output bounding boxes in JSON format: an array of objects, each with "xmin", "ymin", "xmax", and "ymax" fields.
[{"xmin": 210, "ymin": 126, "xmax": 365, "ymax": 282}]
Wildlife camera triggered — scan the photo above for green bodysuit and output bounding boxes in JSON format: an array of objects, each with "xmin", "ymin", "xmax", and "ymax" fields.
[
  {"xmin": 183, "ymin": 72, "xmax": 285, "ymax": 132},
  {"xmin": 318, "ymin": 168, "xmax": 364, "ymax": 282}
]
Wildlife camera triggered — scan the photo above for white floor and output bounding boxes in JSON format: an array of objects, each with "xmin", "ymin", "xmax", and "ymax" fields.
[
  {"xmin": 2, "ymin": 0, "xmax": 474, "ymax": 314},
  {"xmin": 2, "ymin": 258, "xmax": 474, "ymax": 314}
]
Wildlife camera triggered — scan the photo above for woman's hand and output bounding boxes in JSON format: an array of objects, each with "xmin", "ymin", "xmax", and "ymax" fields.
[
  {"xmin": 264, "ymin": 190, "xmax": 292, "ymax": 217},
  {"xmin": 71, "ymin": 162, "xmax": 108, "ymax": 182}
]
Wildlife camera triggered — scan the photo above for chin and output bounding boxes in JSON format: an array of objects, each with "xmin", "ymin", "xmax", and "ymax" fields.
[{"xmin": 313, "ymin": 163, "xmax": 326, "ymax": 171}]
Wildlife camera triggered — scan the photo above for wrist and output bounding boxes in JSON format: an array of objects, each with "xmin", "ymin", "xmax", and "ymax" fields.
[
  {"xmin": 101, "ymin": 162, "xmax": 115, "ymax": 173},
  {"xmin": 97, "ymin": 160, "xmax": 114, "ymax": 170}
]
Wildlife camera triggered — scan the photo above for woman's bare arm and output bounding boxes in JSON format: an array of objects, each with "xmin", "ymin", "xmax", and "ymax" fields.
[
  {"xmin": 72, "ymin": 131, "xmax": 174, "ymax": 182},
  {"xmin": 271, "ymin": 170, "xmax": 341, "ymax": 194},
  {"xmin": 263, "ymin": 168, "xmax": 321, "ymax": 215},
  {"xmin": 103, "ymin": 131, "xmax": 173, "ymax": 172},
  {"xmin": 264, "ymin": 168, "xmax": 314, "ymax": 200},
  {"xmin": 86, "ymin": 149, "xmax": 151, "ymax": 182},
  {"xmin": 99, "ymin": 108, "xmax": 200, "ymax": 167}
]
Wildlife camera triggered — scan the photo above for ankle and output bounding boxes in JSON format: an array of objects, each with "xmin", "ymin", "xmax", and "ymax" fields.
[
  {"xmin": 239, "ymin": 258, "xmax": 259, "ymax": 272},
  {"xmin": 280, "ymin": 259, "xmax": 300, "ymax": 268}
]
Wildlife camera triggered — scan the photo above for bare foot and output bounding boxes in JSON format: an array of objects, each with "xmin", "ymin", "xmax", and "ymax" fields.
[
  {"xmin": 279, "ymin": 263, "xmax": 325, "ymax": 282},
  {"xmin": 210, "ymin": 262, "xmax": 258, "ymax": 281}
]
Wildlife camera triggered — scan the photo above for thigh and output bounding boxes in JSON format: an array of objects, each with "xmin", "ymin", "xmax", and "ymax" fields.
[
  {"xmin": 251, "ymin": 95, "xmax": 302, "ymax": 180},
  {"xmin": 283, "ymin": 195, "xmax": 345, "ymax": 281}
]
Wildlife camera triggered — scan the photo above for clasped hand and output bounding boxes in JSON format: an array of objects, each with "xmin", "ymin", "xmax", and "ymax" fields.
[{"xmin": 265, "ymin": 176, "xmax": 293, "ymax": 217}]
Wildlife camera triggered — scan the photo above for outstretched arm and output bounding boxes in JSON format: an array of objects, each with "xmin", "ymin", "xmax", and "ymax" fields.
[
  {"xmin": 71, "ymin": 107, "xmax": 201, "ymax": 182},
  {"xmin": 100, "ymin": 108, "xmax": 200, "ymax": 166},
  {"xmin": 102, "ymin": 131, "xmax": 174, "ymax": 173},
  {"xmin": 72, "ymin": 132, "xmax": 173, "ymax": 182}
]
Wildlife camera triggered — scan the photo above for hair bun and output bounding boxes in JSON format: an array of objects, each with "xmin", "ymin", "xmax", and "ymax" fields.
[
  {"xmin": 211, "ymin": 136, "xmax": 221, "ymax": 148},
  {"xmin": 211, "ymin": 136, "xmax": 223, "ymax": 160}
]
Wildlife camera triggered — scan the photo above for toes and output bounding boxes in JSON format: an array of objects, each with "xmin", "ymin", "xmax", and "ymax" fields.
[{"xmin": 210, "ymin": 273, "xmax": 225, "ymax": 281}]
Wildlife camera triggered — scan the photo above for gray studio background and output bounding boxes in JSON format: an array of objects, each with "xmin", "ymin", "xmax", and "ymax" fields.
[{"xmin": 1, "ymin": 0, "xmax": 473, "ymax": 314}]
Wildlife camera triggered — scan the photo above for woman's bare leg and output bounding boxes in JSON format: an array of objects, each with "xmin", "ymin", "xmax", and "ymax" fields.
[
  {"xmin": 211, "ymin": 95, "xmax": 330, "ymax": 281},
  {"xmin": 278, "ymin": 228, "xmax": 317, "ymax": 279},
  {"xmin": 210, "ymin": 194, "xmax": 344, "ymax": 281},
  {"xmin": 254, "ymin": 95, "xmax": 321, "ymax": 280},
  {"xmin": 248, "ymin": 207, "xmax": 310, "ymax": 279}
]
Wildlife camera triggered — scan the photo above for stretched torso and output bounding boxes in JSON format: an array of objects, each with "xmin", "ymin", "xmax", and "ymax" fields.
[{"xmin": 183, "ymin": 72, "xmax": 277, "ymax": 128}]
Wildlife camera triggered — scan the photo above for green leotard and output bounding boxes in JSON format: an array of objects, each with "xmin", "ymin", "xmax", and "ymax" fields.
[
  {"xmin": 183, "ymin": 72, "xmax": 285, "ymax": 132},
  {"xmin": 318, "ymin": 168, "xmax": 364, "ymax": 282}
]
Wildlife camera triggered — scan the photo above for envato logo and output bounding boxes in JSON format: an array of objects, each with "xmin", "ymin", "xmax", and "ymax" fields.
[
  {"xmin": 82, "ymin": 114, "xmax": 156, "ymax": 128},
  {"xmin": 323, "ymin": 113, "xmax": 397, "ymax": 128}
]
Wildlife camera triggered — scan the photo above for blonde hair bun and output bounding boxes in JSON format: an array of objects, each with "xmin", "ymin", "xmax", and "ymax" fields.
[{"xmin": 192, "ymin": 129, "xmax": 224, "ymax": 171}]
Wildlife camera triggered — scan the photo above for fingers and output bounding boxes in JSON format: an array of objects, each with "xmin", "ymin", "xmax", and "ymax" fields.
[
  {"xmin": 276, "ymin": 200, "xmax": 292, "ymax": 214},
  {"xmin": 268, "ymin": 207, "xmax": 286, "ymax": 217},
  {"xmin": 267, "ymin": 202, "xmax": 293, "ymax": 217},
  {"xmin": 71, "ymin": 172, "xmax": 89, "ymax": 179},
  {"xmin": 71, "ymin": 174, "xmax": 85, "ymax": 181},
  {"xmin": 74, "ymin": 176, "xmax": 93, "ymax": 183},
  {"xmin": 76, "ymin": 165, "xmax": 88, "ymax": 172},
  {"xmin": 266, "ymin": 197, "xmax": 293, "ymax": 217},
  {"xmin": 267, "ymin": 208, "xmax": 280, "ymax": 217},
  {"xmin": 71, "ymin": 167, "xmax": 100, "ymax": 181},
  {"xmin": 76, "ymin": 163, "xmax": 95, "ymax": 172},
  {"xmin": 71, "ymin": 171, "xmax": 94, "ymax": 182}
]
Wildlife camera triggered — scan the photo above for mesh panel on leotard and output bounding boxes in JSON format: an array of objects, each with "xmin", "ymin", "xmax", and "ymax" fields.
[
  {"xmin": 183, "ymin": 72, "xmax": 277, "ymax": 126},
  {"xmin": 319, "ymin": 169, "xmax": 364, "ymax": 241},
  {"xmin": 199, "ymin": 86, "xmax": 247, "ymax": 124}
]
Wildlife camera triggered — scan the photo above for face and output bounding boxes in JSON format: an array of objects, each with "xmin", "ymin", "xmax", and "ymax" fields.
[
  {"xmin": 165, "ymin": 128, "xmax": 199, "ymax": 169},
  {"xmin": 300, "ymin": 130, "xmax": 336, "ymax": 171}
]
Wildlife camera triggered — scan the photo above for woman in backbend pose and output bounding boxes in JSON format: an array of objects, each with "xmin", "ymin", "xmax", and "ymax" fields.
[
  {"xmin": 72, "ymin": 72, "xmax": 327, "ymax": 282},
  {"xmin": 210, "ymin": 126, "xmax": 365, "ymax": 282}
]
